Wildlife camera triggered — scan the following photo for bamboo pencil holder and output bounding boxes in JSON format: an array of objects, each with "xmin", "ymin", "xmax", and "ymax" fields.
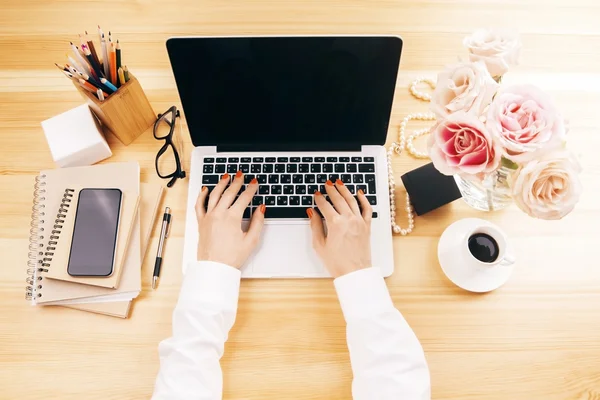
[{"xmin": 74, "ymin": 75, "xmax": 155, "ymax": 145}]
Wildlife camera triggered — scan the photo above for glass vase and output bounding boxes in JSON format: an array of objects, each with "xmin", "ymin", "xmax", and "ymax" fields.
[{"xmin": 454, "ymin": 166, "xmax": 514, "ymax": 211}]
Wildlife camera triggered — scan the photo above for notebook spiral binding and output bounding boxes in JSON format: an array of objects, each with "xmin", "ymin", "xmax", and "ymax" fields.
[{"xmin": 25, "ymin": 183, "xmax": 74, "ymax": 300}]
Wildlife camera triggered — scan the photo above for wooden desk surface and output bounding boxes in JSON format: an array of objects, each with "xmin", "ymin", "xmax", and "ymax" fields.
[{"xmin": 1, "ymin": 1, "xmax": 599, "ymax": 399}]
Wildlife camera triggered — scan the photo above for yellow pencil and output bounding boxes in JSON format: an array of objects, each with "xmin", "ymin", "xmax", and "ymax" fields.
[{"xmin": 118, "ymin": 67, "xmax": 126, "ymax": 86}]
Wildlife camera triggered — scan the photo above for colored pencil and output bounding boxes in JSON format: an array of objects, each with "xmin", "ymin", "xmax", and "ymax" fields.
[
  {"xmin": 54, "ymin": 63, "xmax": 68, "ymax": 72},
  {"xmin": 79, "ymin": 34, "xmax": 87, "ymax": 51},
  {"xmin": 78, "ymin": 78, "xmax": 105, "ymax": 97},
  {"xmin": 82, "ymin": 44, "xmax": 104, "ymax": 80},
  {"xmin": 97, "ymin": 25, "xmax": 103, "ymax": 46},
  {"xmin": 100, "ymin": 77, "xmax": 117, "ymax": 93},
  {"xmin": 70, "ymin": 42, "xmax": 92, "ymax": 74},
  {"xmin": 101, "ymin": 33, "xmax": 109, "ymax": 79},
  {"xmin": 85, "ymin": 30, "xmax": 102, "ymax": 69},
  {"xmin": 61, "ymin": 70, "xmax": 79, "ymax": 83},
  {"xmin": 65, "ymin": 64, "xmax": 80, "ymax": 77},
  {"xmin": 118, "ymin": 67, "xmax": 126, "ymax": 86},
  {"xmin": 66, "ymin": 53, "xmax": 90, "ymax": 79},
  {"xmin": 109, "ymin": 43, "xmax": 117, "ymax": 86},
  {"xmin": 115, "ymin": 40, "xmax": 122, "ymax": 87},
  {"xmin": 78, "ymin": 70, "xmax": 106, "ymax": 91},
  {"xmin": 56, "ymin": 27, "xmax": 134, "ymax": 95}
]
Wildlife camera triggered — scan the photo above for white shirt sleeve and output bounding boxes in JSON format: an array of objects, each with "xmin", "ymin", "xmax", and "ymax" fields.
[
  {"xmin": 153, "ymin": 263, "xmax": 430, "ymax": 400},
  {"xmin": 334, "ymin": 267, "xmax": 431, "ymax": 400},
  {"xmin": 152, "ymin": 260, "xmax": 241, "ymax": 400}
]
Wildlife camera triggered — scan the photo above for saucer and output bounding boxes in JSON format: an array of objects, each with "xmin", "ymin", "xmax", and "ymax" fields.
[{"xmin": 438, "ymin": 218, "xmax": 515, "ymax": 293}]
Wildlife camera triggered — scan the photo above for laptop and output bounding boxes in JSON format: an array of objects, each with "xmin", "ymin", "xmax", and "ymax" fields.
[{"xmin": 167, "ymin": 36, "xmax": 402, "ymax": 278}]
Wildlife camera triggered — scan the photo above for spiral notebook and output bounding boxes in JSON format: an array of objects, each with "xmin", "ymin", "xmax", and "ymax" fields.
[
  {"xmin": 64, "ymin": 182, "xmax": 164, "ymax": 318},
  {"xmin": 26, "ymin": 162, "xmax": 141, "ymax": 305},
  {"xmin": 43, "ymin": 188, "xmax": 140, "ymax": 289}
]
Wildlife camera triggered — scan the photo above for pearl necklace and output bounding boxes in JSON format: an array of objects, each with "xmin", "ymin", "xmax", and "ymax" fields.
[{"xmin": 387, "ymin": 77, "xmax": 436, "ymax": 235}]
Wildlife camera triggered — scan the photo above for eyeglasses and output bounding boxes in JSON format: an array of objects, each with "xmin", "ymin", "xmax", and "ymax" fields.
[{"xmin": 154, "ymin": 105, "xmax": 186, "ymax": 188}]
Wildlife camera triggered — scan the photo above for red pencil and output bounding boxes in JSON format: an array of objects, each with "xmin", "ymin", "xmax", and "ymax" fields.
[{"xmin": 85, "ymin": 30, "xmax": 102, "ymax": 69}]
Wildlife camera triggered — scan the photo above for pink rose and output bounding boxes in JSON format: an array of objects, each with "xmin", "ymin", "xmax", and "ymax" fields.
[
  {"xmin": 428, "ymin": 111, "xmax": 502, "ymax": 175},
  {"xmin": 431, "ymin": 61, "xmax": 499, "ymax": 119},
  {"xmin": 486, "ymin": 85, "xmax": 567, "ymax": 163},
  {"xmin": 512, "ymin": 150, "xmax": 582, "ymax": 220},
  {"xmin": 463, "ymin": 29, "xmax": 521, "ymax": 77}
]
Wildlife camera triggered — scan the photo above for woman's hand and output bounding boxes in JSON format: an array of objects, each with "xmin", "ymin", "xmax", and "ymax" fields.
[
  {"xmin": 307, "ymin": 179, "xmax": 373, "ymax": 278},
  {"xmin": 195, "ymin": 171, "xmax": 265, "ymax": 268}
]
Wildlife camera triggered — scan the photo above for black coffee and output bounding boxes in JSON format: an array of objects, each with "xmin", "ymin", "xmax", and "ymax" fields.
[{"xmin": 468, "ymin": 233, "xmax": 499, "ymax": 263}]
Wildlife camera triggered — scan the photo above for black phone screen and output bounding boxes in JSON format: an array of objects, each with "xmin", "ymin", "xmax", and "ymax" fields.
[{"xmin": 67, "ymin": 188, "xmax": 122, "ymax": 277}]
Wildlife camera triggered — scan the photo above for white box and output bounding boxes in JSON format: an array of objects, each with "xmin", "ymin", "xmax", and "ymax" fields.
[{"xmin": 41, "ymin": 104, "xmax": 112, "ymax": 168}]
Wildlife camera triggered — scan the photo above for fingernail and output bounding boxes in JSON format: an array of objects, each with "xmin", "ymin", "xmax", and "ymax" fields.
[
  {"xmin": 326, "ymin": 180, "xmax": 334, "ymax": 186},
  {"xmin": 201, "ymin": 186, "xmax": 208, "ymax": 192},
  {"xmin": 260, "ymin": 204, "xmax": 266, "ymax": 214},
  {"xmin": 315, "ymin": 191, "xmax": 322, "ymax": 196},
  {"xmin": 306, "ymin": 208, "xmax": 313, "ymax": 218},
  {"xmin": 250, "ymin": 178, "xmax": 258, "ymax": 184},
  {"xmin": 236, "ymin": 170, "xmax": 243, "ymax": 178},
  {"xmin": 335, "ymin": 179, "xmax": 344, "ymax": 186},
  {"xmin": 222, "ymin": 173, "xmax": 229, "ymax": 180},
  {"xmin": 358, "ymin": 189, "xmax": 364, "ymax": 195}
]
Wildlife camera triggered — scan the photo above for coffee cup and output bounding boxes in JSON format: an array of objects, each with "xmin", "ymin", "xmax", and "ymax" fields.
[
  {"xmin": 464, "ymin": 225, "xmax": 515, "ymax": 267},
  {"xmin": 438, "ymin": 218, "xmax": 516, "ymax": 293}
]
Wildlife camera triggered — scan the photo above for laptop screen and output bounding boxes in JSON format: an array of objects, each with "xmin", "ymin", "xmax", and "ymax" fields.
[{"xmin": 166, "ymin": 36, "xmax": 402, "ymax": 151}]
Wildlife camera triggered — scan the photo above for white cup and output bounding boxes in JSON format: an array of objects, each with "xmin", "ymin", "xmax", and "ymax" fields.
[
  {"xmin": 463, "ymin": 225, "xmax": 515, "ymax": 268},
  {"xmin": 438, "ymin": 218, "xmax": 517, "ymax": 293}
]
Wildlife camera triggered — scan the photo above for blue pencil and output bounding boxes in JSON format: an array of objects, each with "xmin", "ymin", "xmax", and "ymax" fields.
[{"xmin": 100, "ymin": 78, "xmax": 117, "ymax": 93}]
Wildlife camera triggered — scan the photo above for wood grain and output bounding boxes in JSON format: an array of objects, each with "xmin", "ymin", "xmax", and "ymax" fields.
[
  {"xmin": 75, "ymin": 76, "xmax": 156, "ymax": 145},
  {"xmin": 1, "ymin": 1, "xmax": 599, "ymax": 399}
]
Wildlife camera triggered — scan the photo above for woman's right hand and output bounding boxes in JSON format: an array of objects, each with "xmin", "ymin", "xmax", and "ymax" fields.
[
  {"xmin": 307, "ymin": 179, "xmax": 373, "ymax": 278},
  {"xmin": 195, "ymin": 171, "xmax": 265, "ymax": 269}
]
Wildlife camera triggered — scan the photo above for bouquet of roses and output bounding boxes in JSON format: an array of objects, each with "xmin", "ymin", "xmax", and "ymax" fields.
[{"xmin": 427, "ymin": 29, "xmax": 582, "ymax": 220}]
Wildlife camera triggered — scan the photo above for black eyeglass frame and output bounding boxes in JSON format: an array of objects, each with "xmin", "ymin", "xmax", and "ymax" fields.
[{"xmin": 154, "ymin": 105, "xmax": 186, "ymax": 188}]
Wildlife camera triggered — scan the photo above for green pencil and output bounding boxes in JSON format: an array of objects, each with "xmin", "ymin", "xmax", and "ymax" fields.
[{"xmin": 116, "ymin": 40, "xmax": 122, "ymax": 87}]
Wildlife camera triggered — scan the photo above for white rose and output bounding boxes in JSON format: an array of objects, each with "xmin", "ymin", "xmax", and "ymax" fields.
[
  {"xmin": 512, "ymin": 150, "xmax": 582, "ymax": 220},
  {"xmin": 463, "ymin": 29, "xmax": 521, "ymax": 78},
  {"xmin": 430, "ymin": 61, "xmax": 499, "ymax": 120}
]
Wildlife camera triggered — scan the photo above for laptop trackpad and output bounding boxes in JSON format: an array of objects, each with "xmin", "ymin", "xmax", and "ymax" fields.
[{"xmin": 248, "ymin": 223, "xmax": 327, "ymax": 277}]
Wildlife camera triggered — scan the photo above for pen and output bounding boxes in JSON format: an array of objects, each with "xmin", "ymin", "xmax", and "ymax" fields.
[{"xmin": 153, "ymin": 207, "xmax": 172, "ymax": 289}]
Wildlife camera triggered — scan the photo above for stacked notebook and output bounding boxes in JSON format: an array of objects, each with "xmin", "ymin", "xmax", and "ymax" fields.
[{"xmin": 26, "ymin": 162, "xmax": 164, "ymax": 318}]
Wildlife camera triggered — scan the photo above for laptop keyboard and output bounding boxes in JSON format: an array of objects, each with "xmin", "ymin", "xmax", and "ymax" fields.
[{"xmin": 201, "ymin": 156, "xmax": 378, "ymax": 218}]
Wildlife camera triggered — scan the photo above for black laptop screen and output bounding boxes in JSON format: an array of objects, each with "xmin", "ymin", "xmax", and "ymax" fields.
[{"xmin": 166, "ymin": 36, "xmax": 402, "ymax": 150}]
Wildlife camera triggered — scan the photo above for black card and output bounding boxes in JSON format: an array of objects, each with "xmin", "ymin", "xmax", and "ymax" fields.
[{"xmin": 401, "ymin": 163, "xmax": 462, "ymax": 216}]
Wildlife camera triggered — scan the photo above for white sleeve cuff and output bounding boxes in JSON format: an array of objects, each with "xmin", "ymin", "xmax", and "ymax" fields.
[
  {"xmin": 333, "ymin": 267, "xmax": 393, "ymax": 321},
  {"xmin": 178, "ymin": 261, "xmax": 242, "ymax": 309}
]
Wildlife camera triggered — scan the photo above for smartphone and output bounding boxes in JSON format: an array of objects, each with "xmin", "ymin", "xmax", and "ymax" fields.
[{"xmin": 67, "ymin": 188, "xmax": 122, "ymax": 277}]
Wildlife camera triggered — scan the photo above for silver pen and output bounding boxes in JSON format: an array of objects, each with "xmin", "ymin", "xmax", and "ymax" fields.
[{"xmin": 152, "ymin": 207, "xmax": 172, "ymax": 289}]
